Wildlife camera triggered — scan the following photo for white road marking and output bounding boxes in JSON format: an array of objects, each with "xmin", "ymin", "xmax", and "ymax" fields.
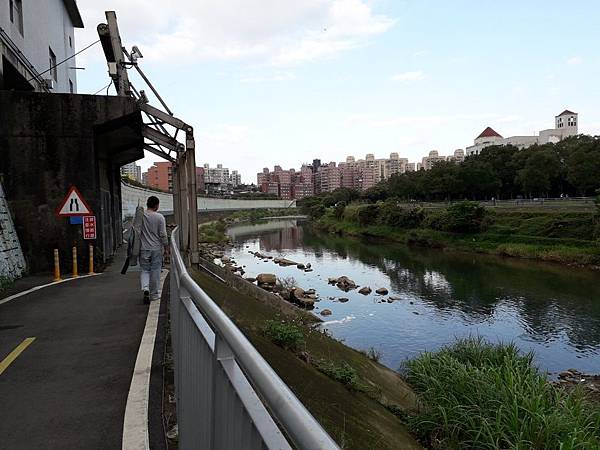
[
  {"xmin": 0, "ymin": 274, "xmax": 102, "ymax": 306},
  {"xmin": 122, "ymin": 269, "xmax": 168, "ymax": 450}
]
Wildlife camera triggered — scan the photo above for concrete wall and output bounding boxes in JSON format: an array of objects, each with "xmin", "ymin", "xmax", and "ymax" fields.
[
  {"xmin": 121, "ymin": 182, "xmax": 297, "ymax": 218},
  {"xmin": 0, "ymin": 0, "xmax": 79, "ymax": 92},
  {"xmin": 0, "ymin": 91, "xmax": 143, "ymax": 273},
  {"xmin": 0, "ymin": 181, "xmax": 26, "ymax": 280}
]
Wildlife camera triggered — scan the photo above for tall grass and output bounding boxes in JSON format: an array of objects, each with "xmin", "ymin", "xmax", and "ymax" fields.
[{"xmin": 404, "ymin": 337, "xmax": 600, "ymax": 449}]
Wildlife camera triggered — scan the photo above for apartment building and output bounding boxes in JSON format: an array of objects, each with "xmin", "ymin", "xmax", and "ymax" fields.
[{"xmin": 1, "ymin": 0, "xmax": 83, "ymax": 93}]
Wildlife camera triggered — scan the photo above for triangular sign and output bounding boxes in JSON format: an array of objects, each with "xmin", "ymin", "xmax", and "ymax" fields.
[{"xmin": 56, "ymin": 186, "xmax": 93, "ymax": 217}]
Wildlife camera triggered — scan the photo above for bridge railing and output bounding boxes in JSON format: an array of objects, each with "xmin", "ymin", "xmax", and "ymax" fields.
[{"xmin": 169, "ymin": 228, "xmax": 340, "ymax": 450}]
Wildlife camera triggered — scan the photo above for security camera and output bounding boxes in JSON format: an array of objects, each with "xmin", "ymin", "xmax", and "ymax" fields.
[{"xmin": 131, "ymin": 46, "xmax": 143, "ymax": 59}]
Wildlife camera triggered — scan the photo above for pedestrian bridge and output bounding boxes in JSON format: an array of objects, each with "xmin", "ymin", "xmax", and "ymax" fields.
[{"xmin": 122, "ymin": 182, "xmax": 296, "ymax": 218}]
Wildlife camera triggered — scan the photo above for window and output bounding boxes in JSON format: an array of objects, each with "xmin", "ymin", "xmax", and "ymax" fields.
[
  {"xmin": 69, "ymin": 80, "xmax": 74, "ymax": 94},
  {"xmin": 48, "ymin": 47, "xmax": 57, "ymax": 82},
  {"xmin": 9, "ymin": 0, "xmax": 24, "ymax": 35}
]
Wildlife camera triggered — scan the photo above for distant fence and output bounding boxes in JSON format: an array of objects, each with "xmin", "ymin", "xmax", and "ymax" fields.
[
  {"xmin": 396, "ymin": 197, "xmax": 597, "ymax": 210},
  {"xmin": 121, "ymin": 182, "xmax": 296, "ymax": 218}
]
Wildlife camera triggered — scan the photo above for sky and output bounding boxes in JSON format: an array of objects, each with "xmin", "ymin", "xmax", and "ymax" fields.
[{"xmin": 74, "ymin": 0, "xmax": 600, "ymax": 183}]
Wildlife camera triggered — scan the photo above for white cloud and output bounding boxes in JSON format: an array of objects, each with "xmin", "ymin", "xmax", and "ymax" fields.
[
  {"xmin": 75, "ymin": 0, "xmax": 394, "ymax": 66},
  {"xmin": 390, "ymin": 70, "xmax": 424, "ymax": 82},
  {"xmin": 567, "ymin": 56, "xmax": 583, "ymax": 65}
]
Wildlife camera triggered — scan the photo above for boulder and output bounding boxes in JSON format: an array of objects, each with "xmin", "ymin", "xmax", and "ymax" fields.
[
  {"xmin": 256, "ymin": 273, "xmax": 277, "ymax": 284},
  {"xmin": 280, "ymin": 289, "xmax": 291, "ymax": 301},
  {"xmin": 389, "ymin": 296, "xmax": 401, "ymax": 301},
  {"xmin": 221, "ymin": 255, "xmax": 231, "ymax": 263},
  {"xmin": 291, "ymin": 287, "xmax": 305, "ymax": 300},
  {"xmin": 304, "ymin": 268, "xmax": 313, "ymax": 272},
  {"xmin": 278, "ymin": 258, "xmax": 298, "ymax": 266},
  {"xmin": 328, "ymin": 277, "xmax": 338, "ymax": 285},
  {"xmin": 259, "ymin": 283, "xmax": 273, "ymax": 291},
  {"xmin": 297, "ymin": 297, "xmax": 315, "ymax": 308},
  {"xmin": 320, "ymin": 309, "xmax": 332, "ymax": 316},
  {"xmin": 305, "ymin": 288, "xmax": 316, "ymax": 295},
  {"xmin": 376, "ymin": 288, "xmax": 389, "ymax": 295},
  {"xmin": 296, "ymin": 263, "xmax": 305, "ymax": 270},
  {"xmin": 306, "ymin": 263, "xmax": 312, "ymax": 269},
  {"xmin": 336, "ymin": 276, "xmax": 357, "ymax": 292},
  {"xmin": 338, "ymin": 297, "xmax": 349, "ymax": 303},
  {"xmin": 358, "ymin": 286, "xmax": 372, "ymax": 295}
]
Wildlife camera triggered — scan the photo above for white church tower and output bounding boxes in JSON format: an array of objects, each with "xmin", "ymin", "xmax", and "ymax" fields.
[{"xmin": 555, "ymin": 110, "xmax": 578, "ymax": 138}]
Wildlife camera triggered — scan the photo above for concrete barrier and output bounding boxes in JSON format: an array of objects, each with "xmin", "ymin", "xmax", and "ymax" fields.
[{"xmin": 121, "ymin": 182, "xmax": 296, "ymax": 218}]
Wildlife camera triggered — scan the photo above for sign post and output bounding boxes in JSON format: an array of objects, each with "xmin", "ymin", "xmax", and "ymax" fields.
[
  {"xmin": 56, "ymin": 186, "xmax": 93, "ymax": 217},
  {"xmin": 83, "ymin": 216, "xmax": 97, "ymax": 240}
]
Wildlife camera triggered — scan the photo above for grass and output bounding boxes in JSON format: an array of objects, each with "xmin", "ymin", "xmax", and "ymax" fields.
[
  {"xmin": 263, "ymin": 320, "xmax": 304, "ymax": 351},
  {"xmin": 314, "ymin": 360, "xmax": 364, "ymax": 391},
  {"xmin": 0, "ymin": 275, "xmax": 12, "ymax": 292},
  {"xmin": 198, "ymin": 220, "xmax": 228, "ymax": 244},
  {"xmin": 403, "ymin": 337, "xmax": 600, "ymax": 450}
]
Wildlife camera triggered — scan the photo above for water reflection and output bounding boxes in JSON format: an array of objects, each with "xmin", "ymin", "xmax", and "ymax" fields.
[{"xmin": 227, "ymin": 219, "xmax": 600, "ymax": 374}]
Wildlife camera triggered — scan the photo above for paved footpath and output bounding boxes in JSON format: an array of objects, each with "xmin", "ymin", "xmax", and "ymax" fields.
[{"xmin": 0, "ymin": 255, "xmax": 162, "ymax": 450}]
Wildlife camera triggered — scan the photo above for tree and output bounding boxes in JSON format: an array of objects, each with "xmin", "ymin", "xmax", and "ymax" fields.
[
  {"xmin": 567, "ymin": 148, "xmax": 600, "ymax": 195},
  {"xmin": 515, "ymin": 147, "xmax": 561, "ymax": 197}
]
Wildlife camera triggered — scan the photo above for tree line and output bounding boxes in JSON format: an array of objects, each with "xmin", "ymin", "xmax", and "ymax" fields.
[{"xmin": 364, "ymin": 135, "xmax": 600, "ymax": 202}]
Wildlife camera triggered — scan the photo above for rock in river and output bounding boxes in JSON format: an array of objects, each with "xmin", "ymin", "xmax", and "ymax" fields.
[
  {"xmin": 376, "ymin": 288, "xmax": 389, "ymax": 295},
  {"xmin": 358, "ymin": 286, "xmax": 372, "ymax": 295},
  {"xmin": 320, "ymin": 309, "xmax": 332, "ymax": 316},
  {"xmin": 256, "ymin": 273, "xmax": 277, "ymax": 285}
]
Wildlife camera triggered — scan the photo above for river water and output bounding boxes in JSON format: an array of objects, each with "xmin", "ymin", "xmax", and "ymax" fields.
[{"xmin": 225, "ymin": 219, "xmax": 600, "ymax": 375}]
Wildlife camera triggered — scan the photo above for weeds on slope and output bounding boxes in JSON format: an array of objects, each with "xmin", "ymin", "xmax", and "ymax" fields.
[{"xmin": 403, "ymin": 337, "xmax": 600, "ymax": 450}]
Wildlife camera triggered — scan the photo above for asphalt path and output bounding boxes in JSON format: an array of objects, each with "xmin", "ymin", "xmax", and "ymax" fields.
[{"xmin": 0, "ymin": 260, "xmax": 152, "ymax": 449}]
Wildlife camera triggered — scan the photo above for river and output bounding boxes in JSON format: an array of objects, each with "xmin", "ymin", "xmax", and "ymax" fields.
[{"xmin": 224, "ymin": 219, "xmax": 600, "ymax": 375}]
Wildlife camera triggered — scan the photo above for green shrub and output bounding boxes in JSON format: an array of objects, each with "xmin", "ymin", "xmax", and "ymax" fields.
[
  {"xmin": 378, "ymin": 200, "xmax": 425, "ymax": 228},
  {"xmin": 355, "ymin": 204, "xmax": 380, "ymax": 226},
  {"xmin": 315, "ymin": 360, "xmax": 363, "ymax": 391},
  {"xmin": 333, "ymin": 201, "xmax": 346, "ymax": 219},
  {"xmin": 404, "ymin": 337, "xmax": 600, "ymax": 450},
  {"xmin": 263, "ymin": 320, "xmax": 304, "ymax": 351},
  {"xmin": 426, "ymin": 201, "xmax": 487, "ymax": 233}
]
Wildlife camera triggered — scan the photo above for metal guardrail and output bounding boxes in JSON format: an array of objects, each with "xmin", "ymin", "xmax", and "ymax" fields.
[
  {"xmin": 170, "ymin": 228, "xmax": 340, "ymax": 450},
  {"xmin": 395, "ymin": 196, "xmax": 597, "ymax": 210}
]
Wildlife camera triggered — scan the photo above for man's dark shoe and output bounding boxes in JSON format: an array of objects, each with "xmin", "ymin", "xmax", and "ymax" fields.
[{"xmin": 143, "ymin": 290, "xmax": 150, "ymax": 305}]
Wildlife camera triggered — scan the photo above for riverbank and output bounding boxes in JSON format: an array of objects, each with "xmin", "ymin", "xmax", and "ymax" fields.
[
  {"xmin": 312, "ymin": 206, "xmax": 600, "ymax": 268},
  {"xmin": 190, "ymin": 267, "xmax": 422, "ymax": 449},
  {"xmin": 198, "ymin": 215, "xmax": 600, "ymax": 448}
]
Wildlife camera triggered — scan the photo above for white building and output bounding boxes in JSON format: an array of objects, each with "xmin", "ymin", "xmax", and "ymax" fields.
[
  {"xmin": 466, "ymin": 110, "xmax": 578, "ymax": 156},
  {"xmin": 230, "ymin": 170, "xmax": 242, "ymax": 187},
  {"xmin": 0, "ymin": 0, "xmax": 83, "ymax": 93},
  {"xmin": 121, "ymin": 162, "xmax": 142, "ymax": 182}
]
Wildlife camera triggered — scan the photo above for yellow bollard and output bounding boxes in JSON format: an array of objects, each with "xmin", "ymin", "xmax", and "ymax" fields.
[
  {"xmin": 88, "ymin": 244, "xmax": 94, "ymax": 275},
  {"xmin": 72, "ymin": 246, "xmax": 78, "ymax": 278},
  {"xmin": 53, "ymin": 249, "xmax": 61, "ymax": 281}
]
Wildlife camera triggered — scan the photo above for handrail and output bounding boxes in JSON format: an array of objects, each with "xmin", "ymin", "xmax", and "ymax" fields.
[{"xmin": 170, "ymin": 228, "xmax": 339, "ymax": 450}]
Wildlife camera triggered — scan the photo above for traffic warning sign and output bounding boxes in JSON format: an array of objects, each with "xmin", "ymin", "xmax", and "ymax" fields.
[{"xmin": 56, "ymin": 186, "xmax": 93, "ymax": 217}]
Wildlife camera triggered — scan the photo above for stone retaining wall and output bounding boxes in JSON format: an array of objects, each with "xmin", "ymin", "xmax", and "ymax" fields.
[{"xmin": 0, "ymin": 182, "xmax": 26, "ymax": 280}]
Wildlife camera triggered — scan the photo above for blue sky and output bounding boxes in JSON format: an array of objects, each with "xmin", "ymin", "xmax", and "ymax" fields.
[{"xmin": 75, "ymin": 1, "xmax": 600, "ymax": 183}]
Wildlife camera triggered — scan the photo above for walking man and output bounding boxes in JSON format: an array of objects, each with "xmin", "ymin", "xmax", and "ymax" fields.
[{"xmin": 140, "ymin": 195, "xmax": 168, "ymax": 304}]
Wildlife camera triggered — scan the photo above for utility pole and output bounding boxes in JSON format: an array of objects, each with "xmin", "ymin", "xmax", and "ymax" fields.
[{"xmin": 97, "ymin": 11, "xmax": 130, "ymax": 96}]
